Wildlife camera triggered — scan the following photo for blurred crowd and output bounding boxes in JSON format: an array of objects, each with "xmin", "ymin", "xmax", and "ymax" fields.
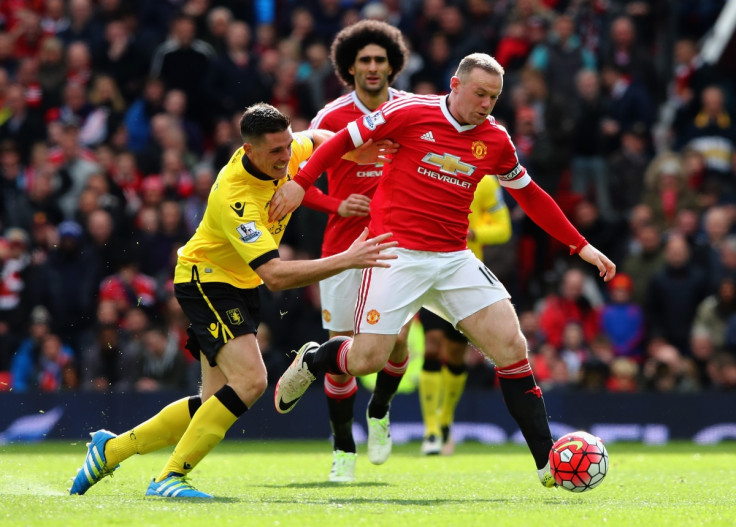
[{"xmin": 0, "ymin": 0, "xmax": 734, "ymax": 395}]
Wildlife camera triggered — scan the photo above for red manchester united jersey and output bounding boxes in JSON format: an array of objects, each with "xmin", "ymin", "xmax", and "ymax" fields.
[
  {"xmin": 345, "ymin": 94, "xmax": 530, "ymax": 252},
  {"xmin": 308, "ymin": 88, "xmax": 408, "ymax": 257}
]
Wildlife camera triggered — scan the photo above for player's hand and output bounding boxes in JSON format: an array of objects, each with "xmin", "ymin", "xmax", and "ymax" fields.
[
  {"xmin": 338, "ymin": 193, "xmax": 371, "ymax": 217},
  {"xmin": 343, "ymin": 228, "xmax": 398, "ymax": 269},
  {"xmin": 269, "ymin": 180, "xmax": 306, "ymax": 223},
  {"xmin": 578, "ymin": 244, "xmax": 616, "ymax": 282},
  {"xmin": 343, "ymin": 138, "xmax": 399, "ymax": 165}
]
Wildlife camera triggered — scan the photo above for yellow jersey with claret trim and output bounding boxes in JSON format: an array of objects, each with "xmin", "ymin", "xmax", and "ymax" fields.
[{"xmin": 174, "ymin": 132, "xmax": 314, "ymax": 289}]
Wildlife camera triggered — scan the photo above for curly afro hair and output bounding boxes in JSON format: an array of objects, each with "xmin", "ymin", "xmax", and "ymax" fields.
[{"xmin": 330, "ymin": 20, "xmax": 409, "ymax": 88}]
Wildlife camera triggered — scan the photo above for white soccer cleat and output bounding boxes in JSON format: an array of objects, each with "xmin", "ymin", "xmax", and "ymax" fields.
[
  {"xmin": 328, "ymin": 450, "xmax": 357, "ymax": 483},
  {"xmin": 538, "ymin": 460, "xmax": 556, "ymax": 488},
  {"xmin": 421, "ymin": 434, "xmax": 442, "ymax": 456},
  {"xmin": 366, "ymin": 410, "xmax": 392, "ymax": 465},
  {"xmin": 274, "ymin": 342, "xmax": 319, "ymax": 414}
]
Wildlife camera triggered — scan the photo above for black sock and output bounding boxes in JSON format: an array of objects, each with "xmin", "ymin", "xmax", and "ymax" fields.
[
  {"xmin": 423, "ymin": 358, "xmax": 442, "ymax": 372},
  {"xmin": 304, "ymin": 336, "xmax": 351, "ymax": 376},
  {"xmin": 328, "ymin": 392, "xmax": 357, "ymax": 453},
  {"xmin": 368, "ymin": 369, "xmax": 403, "ymax": 419},
  {"xmin": 446, "ymin": 362, "xmax": 466, "ymax": 375},
  {"xmin": 498, "ymin": 374, "xmax": 553, "ymax": 470}
]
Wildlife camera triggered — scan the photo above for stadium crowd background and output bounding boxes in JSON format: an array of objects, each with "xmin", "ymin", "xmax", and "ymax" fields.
[{"xmin": 0, "ymin": 0, "xmax": 734, "ymax": 396}]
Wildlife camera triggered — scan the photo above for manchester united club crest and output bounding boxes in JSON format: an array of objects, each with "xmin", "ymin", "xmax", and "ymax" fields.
[
  {"xmin": 322, "ymin": 309, "xmax": 332, "ymax": 323},
  {"xmin": 366, "ymin": 309, "xmax": 381, "ymax": 325},
  {"xmin": 471, "ymin": 140, "xmax": 487, "ymax": 159}
]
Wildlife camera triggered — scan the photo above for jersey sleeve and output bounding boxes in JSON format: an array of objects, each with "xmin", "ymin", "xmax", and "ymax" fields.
[
  {"xmin": 493, "ymin": 126, "xmax": 531, "ymax": 190},
  {"xmin": 345, "ymin": 103, "xmax": 405, "ymax": 147},
  {"xmin": 288, "ymin": 132, "xmax": 315, "ymax": 174},
  {"xmin": 303, "ymin": 185, "xmax": 342, "ymax": 214},
  {"xmin": 219, "ymin": 190, "xmax": 279, "ymax": 268}
]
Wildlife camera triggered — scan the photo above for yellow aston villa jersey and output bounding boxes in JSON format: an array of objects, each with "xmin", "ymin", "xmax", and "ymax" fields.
[
  {"xmin": 174, "ymin": 132, "xmax": 314, "ymax": 289},
  {"xmin": 467, "ymin": 175, "xmax": 512, "ymax": 259}
]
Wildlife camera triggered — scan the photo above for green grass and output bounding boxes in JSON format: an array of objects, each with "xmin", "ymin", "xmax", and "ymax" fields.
[{"xmin": 0, "ymin": 441, "xmax": 734, "ymax": 526}]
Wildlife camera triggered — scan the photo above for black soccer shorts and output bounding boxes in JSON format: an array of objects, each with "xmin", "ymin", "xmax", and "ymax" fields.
[{"xmin": 174, "ymin": 279, "xmax": 261, "ymax": 366}]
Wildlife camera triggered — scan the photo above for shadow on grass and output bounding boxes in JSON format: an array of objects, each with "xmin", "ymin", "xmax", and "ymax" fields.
[
  {"xmin": 257, "ymin": 496, "xmax": 517, "ymax": 506},
  {"xmin": 261, "ymin": 481, "xmax": 390, "ymax": 489}
]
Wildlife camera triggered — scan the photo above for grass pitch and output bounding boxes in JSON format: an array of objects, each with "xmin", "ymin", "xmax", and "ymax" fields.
[{"xmin": 0, "ymin": 440, "xmax": 734, "ymax": 526}]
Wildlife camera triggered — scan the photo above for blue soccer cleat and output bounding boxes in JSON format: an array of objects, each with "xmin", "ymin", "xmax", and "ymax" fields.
[
  {"xmin": 69, "ymin": 429, "xmax": 119, "ymax": 495},
  {"xmin": 145, "ymin": 473, "xmax": 213, "ymax": 498}
]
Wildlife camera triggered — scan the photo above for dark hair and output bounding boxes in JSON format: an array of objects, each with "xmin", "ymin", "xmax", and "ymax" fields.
[
  {"xmin": 239, "ymin": 103, "xmax": 291, "ymax": 143},
  {"xmin": 330, "ymin": 20, "xmax": 409, "ymax": 88}
]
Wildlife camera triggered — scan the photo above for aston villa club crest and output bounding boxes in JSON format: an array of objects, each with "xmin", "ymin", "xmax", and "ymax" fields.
[
  {"xmin": 471, "ymin": 140, "xmax": 487, "ymax": 159},
  {"xmin": 227, "ymin": 308, "xmax": 244, "ymax": 325}
]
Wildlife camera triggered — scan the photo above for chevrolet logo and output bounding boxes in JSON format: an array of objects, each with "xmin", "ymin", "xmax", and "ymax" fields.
[{"xmin": 422, "ymin": 153, "xmax": 476, "ymax": 176}]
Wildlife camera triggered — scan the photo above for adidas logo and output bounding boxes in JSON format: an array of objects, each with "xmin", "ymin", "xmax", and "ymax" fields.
[{"xmin": 420, "ymin": 131, "xmax": 435, "ymax": 142}]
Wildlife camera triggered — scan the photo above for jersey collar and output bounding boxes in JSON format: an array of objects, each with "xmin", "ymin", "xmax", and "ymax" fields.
[
  {"xmin": 351, "ymin": 87, "xmax": 399, "ymax": 115},
  {"xmin": 242, "ymin": 153, "xmax": 275, "ymax": 182},
  {"xmin": 441, "ymin": 95, "xmax": 477, "ymax": 133}
]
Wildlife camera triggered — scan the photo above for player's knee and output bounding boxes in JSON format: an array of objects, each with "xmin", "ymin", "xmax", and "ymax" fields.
[
  {"xmin": 350, "ymin": 353, "xmax": 386, "ymax": 376},
  {"xmin": 506, "ymin": 331, "xmax": 528, "ymax": 361},
  {"xmin": 230, "ymin": 369, "xmax": 268, "ymax": 405}
]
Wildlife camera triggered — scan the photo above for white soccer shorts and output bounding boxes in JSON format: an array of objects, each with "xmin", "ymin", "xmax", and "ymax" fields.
[
  {"xmin": 319, "ymin": 268, "xmax": 363, "ymax": 332},
  {"xmin": 354, "ymin": 247, "xmax": 510, "ymax": 335}
]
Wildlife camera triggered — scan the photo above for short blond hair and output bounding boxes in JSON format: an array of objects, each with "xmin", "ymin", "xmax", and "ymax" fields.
[{"xmin": 455, "ymin": 53, "xmax": 505, "ymax": 80}]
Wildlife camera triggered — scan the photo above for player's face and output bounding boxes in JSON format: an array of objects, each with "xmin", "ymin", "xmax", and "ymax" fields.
[
  {"xmin": 244, "ymin": 128, "xmax": 293, "ymax": 180},
  {"xmin": 449, "ymin": 68, "xmax": 503, "ymax": 126},
  {"xmin": 349, "ymin": 44, "xmax": 392, "ymax": 95}
]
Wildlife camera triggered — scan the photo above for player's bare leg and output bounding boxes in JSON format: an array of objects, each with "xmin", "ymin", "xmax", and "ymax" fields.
[{"xmin": 459, "ymin": 299, "xmax": 555, "ymax": 487}]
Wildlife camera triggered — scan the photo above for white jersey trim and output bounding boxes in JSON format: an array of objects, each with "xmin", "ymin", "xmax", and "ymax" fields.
[
  {"xmin": 440, "ymin": 95, "xmax": 477, "ymax": 133},
  {"xmin": 498, "ymin": 172, "xmax": 531, "ymax": 189},
  {"xmin": 347, "ymin": 121, "xmax": 364, "ymax": 147}
]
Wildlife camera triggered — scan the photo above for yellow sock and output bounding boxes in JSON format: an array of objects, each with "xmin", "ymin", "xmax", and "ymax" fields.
[
  {"xmin": 105, "ymin": 397, "xmax": 194, "ymax": 466},
  {"xmin": 157, "ymin": 393, "xmax": 239, "ymax": 481},
  {"xmin": 419, "ymin": 369, "xmax": 442, "ymax": 437},
  {"xmin": 439, "ymin": 367, "xmax": 467, "ymax": 429}
]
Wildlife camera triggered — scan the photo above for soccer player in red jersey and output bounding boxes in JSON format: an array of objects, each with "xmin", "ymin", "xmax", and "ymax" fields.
[
  {"xmin": 272, "ymin": 53, "xmax": 616, "ymax": 487},
  {"xmin": 301, "ymin": 20, "xmax": 411, "ymax": 482}
]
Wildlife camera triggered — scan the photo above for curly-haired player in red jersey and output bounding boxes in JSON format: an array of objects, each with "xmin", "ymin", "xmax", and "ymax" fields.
[{"xmin": 299, "ymin": 20, "xmax": 411, "ymax": 483}]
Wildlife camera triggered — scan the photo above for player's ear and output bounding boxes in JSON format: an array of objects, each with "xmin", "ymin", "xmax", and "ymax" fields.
[{"xmin": 450, "ymin": 76, "xmax": 460, "ymax": 91}]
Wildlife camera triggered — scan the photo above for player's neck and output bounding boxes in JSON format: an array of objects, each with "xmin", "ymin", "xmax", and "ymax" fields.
[
  {"xmin": 446, "ymin": 93, "xmax": 466, "ymax": 126},
  {"xmin": 355, "ymin": 88, "xmax": 390, "ymax": 111}
]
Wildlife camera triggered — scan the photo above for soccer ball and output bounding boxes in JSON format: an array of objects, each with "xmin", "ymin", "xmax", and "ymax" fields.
[{"xmin": 549, "ymin": 431, "xmax": 609, "ymax": 492}]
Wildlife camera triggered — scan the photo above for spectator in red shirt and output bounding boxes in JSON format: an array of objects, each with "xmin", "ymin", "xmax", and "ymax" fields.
[{"xmin": 538, "ymin": 267, "xmax": 601, "ymax": 349}]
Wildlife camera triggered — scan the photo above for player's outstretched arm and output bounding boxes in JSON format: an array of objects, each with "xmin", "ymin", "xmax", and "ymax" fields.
[
  {"xmin": 577, "ymin": 244, "xmax": 616, "ymax": 282},
  {"xmin": 254, "ymin": 229, "xmax": 397, "ymax": 291}
]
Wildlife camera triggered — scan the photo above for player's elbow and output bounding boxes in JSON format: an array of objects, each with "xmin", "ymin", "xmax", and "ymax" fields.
[
  {"xmin": 259, "ymin": 273, "xmax": 290, "ymax": 291},
  {"xmin": 254, "ymin": 260, "xmax": 291, "ymax": 291}
]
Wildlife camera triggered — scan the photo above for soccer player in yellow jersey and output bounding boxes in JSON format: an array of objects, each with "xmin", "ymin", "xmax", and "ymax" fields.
[
  {"xmin": 69, "ymin": 103, "xmax": 398, "ymax": 498},
  {"xmin": 419, "ymin": 175, "xmax": 512, "ymax": 455}
]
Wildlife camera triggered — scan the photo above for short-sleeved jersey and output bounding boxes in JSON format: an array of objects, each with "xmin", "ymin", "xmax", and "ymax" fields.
[
  {"xmin": 345, "ymin": 94, "xmax": 530, "ymax": 252},
  {"xmin": 174, "ymin": 132, "xmax": 314, "ymax": 289},
  {"xmin": 309, "ymin": 88, "xmax": 408, "ymax": 257}
]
